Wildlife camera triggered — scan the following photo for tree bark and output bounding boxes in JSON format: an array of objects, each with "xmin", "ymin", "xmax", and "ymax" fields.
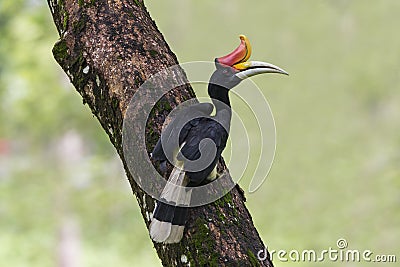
[{"xmin": 47, "ymin": 0, "xmax": 274, "ymax": 266}]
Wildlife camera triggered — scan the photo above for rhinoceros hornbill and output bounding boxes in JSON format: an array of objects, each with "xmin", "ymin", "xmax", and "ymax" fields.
[{"xmin": 149, "ymin": 35, "xmax": 288, "ymax": 243}]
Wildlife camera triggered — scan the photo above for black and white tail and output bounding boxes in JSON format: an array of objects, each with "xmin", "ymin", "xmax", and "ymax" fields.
[{"xmin": 149, "ymin": 166, "xmax": 191, "ymax": 244}]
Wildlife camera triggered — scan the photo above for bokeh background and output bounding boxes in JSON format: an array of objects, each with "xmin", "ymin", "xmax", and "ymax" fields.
[{"xmin": 1, "ymin": 0, "xmax": 399, "ymax": 266}]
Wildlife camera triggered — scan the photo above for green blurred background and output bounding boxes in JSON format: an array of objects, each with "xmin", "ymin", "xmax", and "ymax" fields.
[{"xmin": 0, "ymin": 0, "xmax": 399, "ymax": 266}]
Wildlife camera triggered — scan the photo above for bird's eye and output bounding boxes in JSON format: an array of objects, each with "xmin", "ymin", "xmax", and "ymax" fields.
[{"xmin": 222, "ymin": 69, "xmax": 228, "ymax": 74}]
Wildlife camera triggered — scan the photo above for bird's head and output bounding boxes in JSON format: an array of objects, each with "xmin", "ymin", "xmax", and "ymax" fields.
[{"xmin": 210, "ymin": 35, "xmax": 288, "ymax": 90}]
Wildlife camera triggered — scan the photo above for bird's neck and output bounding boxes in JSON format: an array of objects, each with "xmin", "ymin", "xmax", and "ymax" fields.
[
  {"xmin": 208, "ymin": 84, "xmax": 232, "ymax": 133},
  {"xmin": 208, "ymin": 84, "xmax": 232, "ymax": 115}
]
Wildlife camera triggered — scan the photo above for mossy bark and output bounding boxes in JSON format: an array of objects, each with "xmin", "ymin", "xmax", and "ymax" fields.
[{"xmin": 47, "ymin": 0, "xmax": 274, "ymax": 266}]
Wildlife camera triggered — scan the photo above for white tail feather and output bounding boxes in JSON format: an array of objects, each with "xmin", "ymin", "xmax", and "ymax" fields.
[
  {"xmin": 164, "ymin": 225, "xmax": 184, "ymax": 244},
  {"xmin": 149, "ymin": 219, "xmax": 172, "ymax": 243},
  {"xmin": 150, "ymin": 165, "xmax": 192, "ymax": 244},
  {"xmin": 161, "ymin": 167, "xmax": 191, "ymax": 206}
]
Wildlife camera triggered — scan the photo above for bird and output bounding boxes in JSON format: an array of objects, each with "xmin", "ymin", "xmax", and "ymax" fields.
[{"xmin": 149, "ymin": 35, "xmax": 288, "ymax": 244}]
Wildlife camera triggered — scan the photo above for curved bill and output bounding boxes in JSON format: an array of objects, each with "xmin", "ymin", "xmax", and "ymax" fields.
[{"xmin": 233, "ymin": 61, "xmax": 289, "ymax": 80}]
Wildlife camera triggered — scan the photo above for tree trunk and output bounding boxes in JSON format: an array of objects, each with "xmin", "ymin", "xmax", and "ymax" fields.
[{"xmin": 47, "ymin": 0, "xmax": 273, "ymax": 266}]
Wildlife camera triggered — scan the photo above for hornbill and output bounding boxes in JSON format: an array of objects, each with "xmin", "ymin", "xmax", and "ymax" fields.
[{"xmin": 149, "ymin": 35, "xmax": 287, "ymax": 243}]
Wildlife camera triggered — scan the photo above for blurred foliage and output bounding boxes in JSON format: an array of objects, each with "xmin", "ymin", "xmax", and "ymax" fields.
[{"xmin": 0, "ymin": 0, "xmax": 399, "ymax": 266}]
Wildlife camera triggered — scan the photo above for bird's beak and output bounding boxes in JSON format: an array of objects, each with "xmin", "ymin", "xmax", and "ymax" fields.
[
  {"xmin": 216, "ymin": 35, "xmax": 288, "ymax": 80},
  {"xmin": 233, "ymin": 61, "xmax": 289, "ymax": 79}
]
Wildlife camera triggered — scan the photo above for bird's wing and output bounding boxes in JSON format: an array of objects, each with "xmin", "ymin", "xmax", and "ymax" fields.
[
  {"xmin": 188, "ymin": 102, "xmax": 214, "ymax": 115},
  {"xmin": 177, "ymin": 120, "xmax": 227, "ymax": 185},
  {"xmin": 151, "ymin": 102, "xmax": 214, "ymax": 162}
]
